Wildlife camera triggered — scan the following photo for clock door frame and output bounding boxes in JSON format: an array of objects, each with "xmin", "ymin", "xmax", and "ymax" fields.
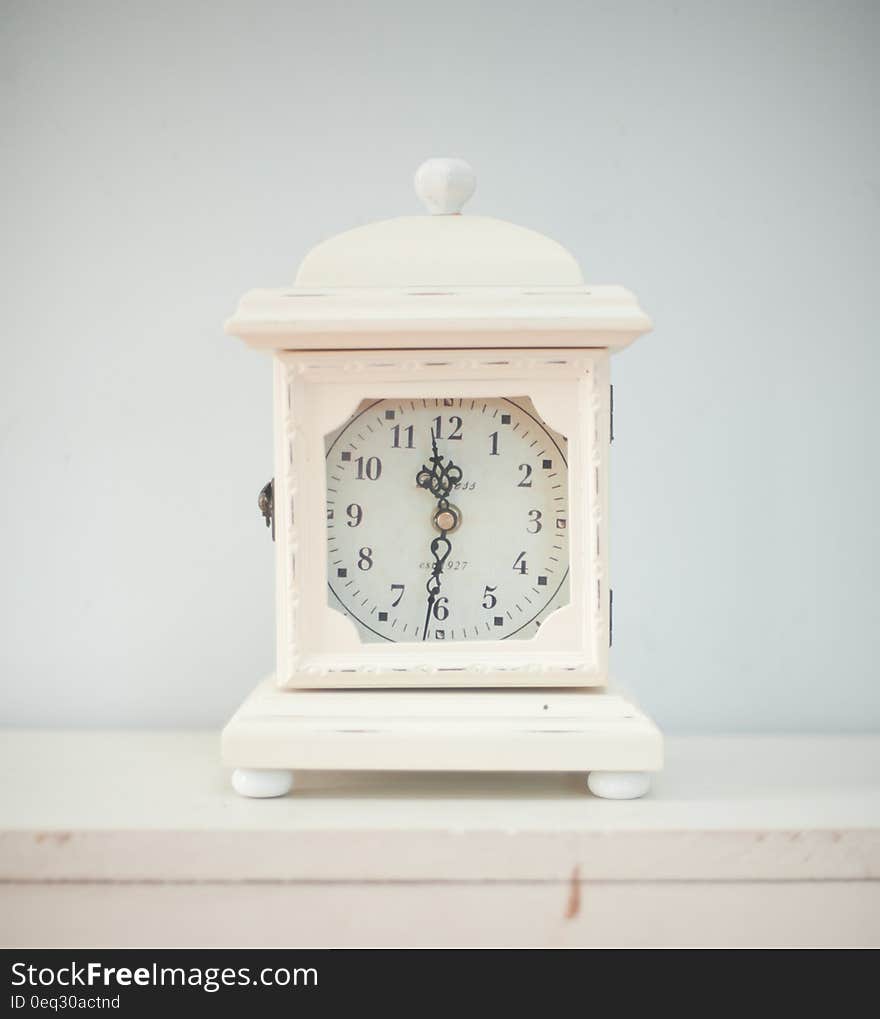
[{"xmin": 273, "ymin": 347, "xmax": 610, "ymax": 689}]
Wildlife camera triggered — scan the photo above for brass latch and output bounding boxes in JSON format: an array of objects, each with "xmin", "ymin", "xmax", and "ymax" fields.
[{"xmin": 258, "ymin": 479, "xmax": 274, "ymax": 540}]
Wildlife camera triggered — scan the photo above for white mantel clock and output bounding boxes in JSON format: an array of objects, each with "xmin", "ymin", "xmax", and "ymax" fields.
[{"xmin": 223, "ymin": 158, "xmax": 662, "ymax": 800}]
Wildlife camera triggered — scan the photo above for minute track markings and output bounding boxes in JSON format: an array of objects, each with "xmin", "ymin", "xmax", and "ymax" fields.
[{"xmin": 326, "ymin": 396, "xmax": 569, "ymax": 643}]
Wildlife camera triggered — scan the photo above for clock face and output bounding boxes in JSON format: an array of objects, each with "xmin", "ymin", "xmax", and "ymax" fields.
[{"xmin": 325, "ymin": 397, "xmax": 570, "ymax": 643}]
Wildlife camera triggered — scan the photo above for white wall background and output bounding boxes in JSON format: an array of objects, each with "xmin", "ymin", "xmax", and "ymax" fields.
[{"xmin": 2, "ymin": 0, "xmax": 878, "ymax": 731}]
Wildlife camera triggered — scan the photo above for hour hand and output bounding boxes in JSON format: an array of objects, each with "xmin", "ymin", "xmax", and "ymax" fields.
[{"xmin": 416, "ymin": 439, "xmax": 462, "ymax": 501}]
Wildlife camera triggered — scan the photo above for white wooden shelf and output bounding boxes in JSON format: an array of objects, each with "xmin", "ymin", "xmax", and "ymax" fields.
[{"xmin": 1, "ymin": 731, "xmax": 878, "ymax": 947}]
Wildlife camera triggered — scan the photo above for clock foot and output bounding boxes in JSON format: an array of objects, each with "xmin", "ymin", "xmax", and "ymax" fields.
[
  {"xmin": 587, "ymin": 771, "xmax": 651, "ymax": 800},
  {"xmin": 231, "ymin": 768, "xmax": 294, "ymax": 799}
]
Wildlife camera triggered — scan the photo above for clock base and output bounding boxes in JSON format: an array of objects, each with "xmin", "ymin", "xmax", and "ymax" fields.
[{"xmin": 223, "ymin": 676, "xmax": 662, "ymax": 798}]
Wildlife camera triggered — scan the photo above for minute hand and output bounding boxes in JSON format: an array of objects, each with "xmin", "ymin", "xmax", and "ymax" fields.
[
  {"xmin": 416, "ymin": 431, "xmax": 462, "ymax": 641},
  {"xmin": 422, "ymin": 533, "xmax": 452, "ymax": 640}
]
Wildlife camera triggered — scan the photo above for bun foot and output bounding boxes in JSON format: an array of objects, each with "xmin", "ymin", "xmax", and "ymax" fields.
[
  {"xmin": 231, "ymin": 768, "xmax": 294, "ymax": 798},
  {"xmin": 587, "ymin": 771, "xmax": 651, "ymax": 800}
]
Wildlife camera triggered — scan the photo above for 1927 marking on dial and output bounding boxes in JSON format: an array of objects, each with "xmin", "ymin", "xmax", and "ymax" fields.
[{"xmin": 325, "ymin": 397, "xmax": 570, "ymax": 643}]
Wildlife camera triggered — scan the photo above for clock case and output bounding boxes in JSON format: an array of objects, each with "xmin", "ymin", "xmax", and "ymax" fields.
[
  {"xmin": 273, "ymin": 349, "xmax": 605, "ymax": 686},
  {"xmin": 222, "ymin": 160, "xmax": 662, "ymax": 798}
]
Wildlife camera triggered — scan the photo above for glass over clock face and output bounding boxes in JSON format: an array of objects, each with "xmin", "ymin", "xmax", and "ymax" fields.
[{"xmin": 325, "ymin": 397, "xmax": 570, "ymax": 643}]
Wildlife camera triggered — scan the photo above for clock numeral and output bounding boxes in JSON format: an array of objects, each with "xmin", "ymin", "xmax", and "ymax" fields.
[
  {"xmin": 346, "ymin": 503, "xmax": 363, "ymax": 527},
  {"xmin": 355, "ymin": 456, "xmax": 382, "ymax": 480},
  {"xmin": 390, "ymin": 583, "xmax": 405, "ymax": 607},
  {"xmin": 357, "ymin": 547, "xmax": 373, "ymax": 571},
  {"xmin": 517, "ymin": 463, "xmax": 533, "ymax": 488},
  {"xmin": 481, "ymin": 584, "xmax": 498, "ymax": 609},
  {"xmin": 432, "ymin": 596, "xmax": 450, "ymax": 621},
  {"xmin": 512, "ymin": 551, "xmax": 528, "ymax": 575},
  {"xmin": 432, "ymin": 415, "xmax": 463, "ymax": 440},
  {"xmin": 391, "ymin": 424, "xmax": 415, "ymax": 449},
  {"xmin": 527, "ymin": 509, "xmax": 543, "ymax": 533},
  {"xmin": 489, "ymin": 431, "xmax": 500, "ymax": 456}
]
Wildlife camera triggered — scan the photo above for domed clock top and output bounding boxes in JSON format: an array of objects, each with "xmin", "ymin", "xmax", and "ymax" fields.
[{"xmin": 226, "ymin": 158, "xmax": 650, "ymax": 349}]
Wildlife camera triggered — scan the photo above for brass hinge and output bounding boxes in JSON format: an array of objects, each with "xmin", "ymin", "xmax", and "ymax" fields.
[
  {"xmin": 610, "ymin": 384, "xmax": 614, "ymax": 443},
  {"xmin": 258, "ymin": 479, "xmax": 274, "ymax": 540},
  {"xmin": 609, "ymin": 588, "xmax": 613, "ymax": 647}
]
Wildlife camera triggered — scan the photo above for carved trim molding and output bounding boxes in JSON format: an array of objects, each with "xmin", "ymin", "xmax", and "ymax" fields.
[{"xmin": 275, "ymin": 349, "xmax": 608, "ymax": 685}]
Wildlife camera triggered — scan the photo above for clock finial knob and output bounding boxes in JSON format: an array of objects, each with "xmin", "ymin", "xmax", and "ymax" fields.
[{"xmin": 414, "ymin": 158, "xmax": 476, "ymax": 215}]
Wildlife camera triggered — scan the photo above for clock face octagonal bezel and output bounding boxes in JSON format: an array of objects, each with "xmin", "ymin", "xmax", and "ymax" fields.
[
  {"xmin": 324, "ymin": 394, "xmax": 572, "ymax": 645},
  {"xmin": 273, "ymin": 348, "xmax": 610, "ymax": 688}
]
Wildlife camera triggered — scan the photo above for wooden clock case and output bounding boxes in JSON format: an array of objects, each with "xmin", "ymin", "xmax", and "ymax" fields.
[{"xmin": 222, "ymin": 159, "xmax": 662, "ymax": 799}]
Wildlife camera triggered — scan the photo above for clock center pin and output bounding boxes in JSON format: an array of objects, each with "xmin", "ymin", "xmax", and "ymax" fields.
[{"xmin": 433, "ymin": 506, "xmax": 460, "ymax": 533}]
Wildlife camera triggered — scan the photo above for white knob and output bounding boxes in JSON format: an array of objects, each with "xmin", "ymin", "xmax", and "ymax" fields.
[{"xmin": 414, "ymin": 158, "xmax": 476, "ymax": 215}]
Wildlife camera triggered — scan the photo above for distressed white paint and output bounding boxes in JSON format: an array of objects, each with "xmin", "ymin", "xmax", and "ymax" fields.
[
  {"xmin": 226, "ymin": 285, "xmax": 649, "ymax": 349},
  {"xmin": 221, "ymin": 676, "xmax": 662, "ymax": 775},
  {"xmin": 272, "ymin": 350, "xmax": 610, "ymax": 686},
  {"xmin": 225, "ymin": 161, "xmax": 647, "ymax": 346},
  {"xmin": 6, "ymin": 883, "xmax": 878, "ymax": 949},
  {"xmin": 2, "ymin": 732, "xmax": 878, "ymax": 947},
  {"xmin": 223, "ymin": 159, "xmax": 658, "ymax": 787}
]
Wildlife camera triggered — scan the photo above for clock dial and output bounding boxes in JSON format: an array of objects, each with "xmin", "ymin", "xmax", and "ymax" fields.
[{"xmin": 325, "ymin": 397, "xmax": 570, "ymax": 643}]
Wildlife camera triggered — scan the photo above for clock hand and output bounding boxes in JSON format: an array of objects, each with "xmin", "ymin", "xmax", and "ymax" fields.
[
  {"xmin": 422, "ymin": 532, "xmax": 452, "ymax": 640},
  {"xmin": 415, "ymin": 429, "xmax": 462, "ymax": 503},
  {"xmin": 416, "ymin": 427, "xmax": 462, "ymax": 640}
]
